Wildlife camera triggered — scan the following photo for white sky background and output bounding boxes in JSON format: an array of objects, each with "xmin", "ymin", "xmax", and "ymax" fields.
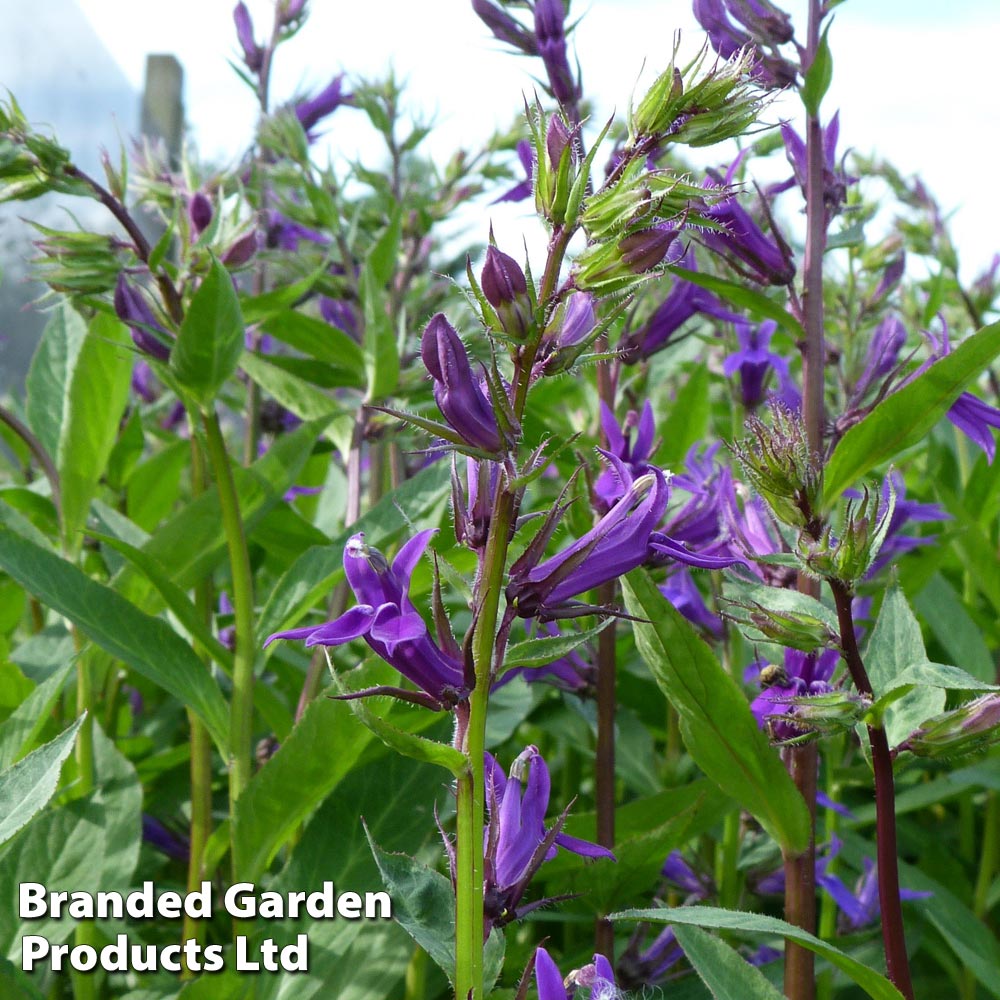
[{"xmin": 63, "ymin": 0, "xmax": 1000, "ymax": 282}]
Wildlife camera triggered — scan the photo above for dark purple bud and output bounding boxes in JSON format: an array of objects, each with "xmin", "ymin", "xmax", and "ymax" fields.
[
  {"xmin": 481, "ymin": 245, "xmax": 527, "ymax": 308},
  {"xmin": 222, "ymin": 230, "xmax": 260, "ymax": 268},
  {"xmin": 471, "ymin": 0, "xmax": 538, "ymax": 54},
  {"xmin": 546, "ymin": 113, "xmax": 572, "ymax": 168},
  {"xmin": 725, "ymin": 0, "xmax": 794, "ymax": 46},
  {"xmin": 296, "ymin": 74, "xmax": 350, "ymax": 135},
  {"xmin": 142, "ymin": 815, "xmax": 190, "ymax": 862},
  {"xmin": 114, "ymin": 274, "xmax": 171, "ymax": 361},
  {"xmin": 871, "ymin": 253, "xmax": 906, "ymax": 303},
  {"xmin": 233, "ymin": 3, "xmax": 264, "ymax": 73},
  {"xmin": 278, "ymin": 0, "xmax": 307, "ymax": 25},
  {"xmin": 853, "ymin": 315, "xmax": 907, "ymax": 400},
  {"xmin": 421, "ymin": 314, "xmax": 503, "ymax": 452},
  {"xmin": 619, "ymin": 226, "xmax": 679, "ymax": 274},
  {"xmin": 188, "ymin": 192, "xmax": 213, "ymax": 235}
]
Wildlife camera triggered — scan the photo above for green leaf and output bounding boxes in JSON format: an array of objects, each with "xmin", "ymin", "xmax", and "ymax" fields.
[
  {"xmin": 24, "ymin": 302, "xmax": 87, "ymax": 462},
  {"xmin": 610, "ymin": 906, "xmax": 905, "ymax": 1000},
  {"xmin": 823, "ymin": 319, "xmax": 1000, "ymax": 503},
  {"xmin": 914, "ymin": 573, "xmax": 995, "ymax": 683},
  {"xmin": 260, "ymin": 309, "xmax": 364, "ymax": 377},
  {"xmin": 655, "ymin": 365, "xmax": 710, "ymax": 467},
  {"xmin": 622, "ymin": 571, "xmax": 810, "ymax": 853},
  {"xmin": 366, "ymin": 829, "xmax": 506, "ymax": 990},
  {"xmin": 0, "ymin": 716, "xmax": 83, "ymax": 846},
  {"xmin": 0, "ymin": 528, "xmax": 230, "ymax": 753},
  {"xmin": 360, "ymin": 265, "xmax": 399, "ymax": 401},
  {"xmin": 367, "ymin": 208, "xmax": 402, "ymax": 287},
  {"xmin": 499, "ymin": 620, "xmax": 612, "ymax": 674},
  {"xmin": 670, "ymin": 266, "xmax": 804, "ymax": 339},
  {"xmin": 864, "ymin": 587, "xmax": 943, "ymax": 748},
  {"xmin": 801, "ymin": 22, "xmax": 833, "ymax": 117},
  {"xmin": 0, "ymin": 724, "xmax": 141, "ymax": 960},
  {"xmin": 239, "ymin": 351, "xmax": 344, "ymax": 424},
  {"xmin": 56, "ymin": 312, "xmax": 132, "ymax": 553},
  {"xmin": 0, "ymin": 658, "xmax": 74, "ymax": 770},
  {"xmin": 170, "ymin": 254, "xmax": 245, "ymax": 405},
  {"xmin": 672, "ymin": 924, "xmax": 786, "ymax": 1000},
  {"xmin": 232, "ymin": 689, "xmax": 375, "ymax": 881}
]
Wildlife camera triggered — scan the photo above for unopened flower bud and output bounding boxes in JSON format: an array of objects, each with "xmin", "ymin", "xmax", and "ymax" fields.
[
  {"xmin": 725, "ymin": 598, "xmax": 838, "ymax": 653},
  {"xmin": 898, "ymin": 695, "xmax": 1000, "ymax": 759},
  {"xmin": 620, "ymin": 226, "xmax": 679, "ymax": 274},
  {"xmin": 189, "ymin": 192, "xmax": 213, "ymax": 235},
  {"xmin": 233, "ymin": 2, "xmax": 264, "ymax": 74},
  {"xmin": 222, "ymin": 230, "xmax": 260, "ymax": 268},
  {"xmin": 114, "ymin": 274, "xmax": 172, "ymax": 361},
  {"xmin": 277, "ymin": 0, "xmax": 307, "ymax": 26},
  {"xmin": 546, "ymin": 113, "xmax": 572, "ymax": 169}
]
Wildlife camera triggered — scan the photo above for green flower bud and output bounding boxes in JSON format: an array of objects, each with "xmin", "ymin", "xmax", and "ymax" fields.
[
  {"xmin": 897, "ymin": 695, "xmax": 1000, "ymax": 759},
  {"xmin": 725, "ymin": 599, "xmax": 838, "ymax": 653}
]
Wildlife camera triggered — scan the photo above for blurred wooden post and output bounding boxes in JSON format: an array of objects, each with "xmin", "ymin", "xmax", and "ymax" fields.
[{"xmin": 141, "ymin": 54, "xmax": 184, "ymax": 165}]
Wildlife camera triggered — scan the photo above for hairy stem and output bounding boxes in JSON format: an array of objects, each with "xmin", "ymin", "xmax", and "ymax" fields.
[{"xmin": 831, "ymin": 580, "xmax": 914, "ymax": 999}]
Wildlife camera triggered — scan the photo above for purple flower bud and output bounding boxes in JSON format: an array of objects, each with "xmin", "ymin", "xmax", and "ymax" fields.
[
  {"xmin": 233, "ymin": 3, "xmax": 264, "ymax": 73},
  {"xmin": 492, "ymin": 140, "xmax": 534, "ymax": 205},
  {"xmin": 534, "ymin": 0, "xmax": 579, "ymax": 107},
  {"xmin": 319, "ymin": 297, "xmax": 360, "ymax": 340},
  {"xmin": 114, "ymin": 274, "xmax": 171, "ymax": 361},
  {"xmin": 188, "ymin": 192, "xmax": 213, "ymax": 235},
  {"xmin": 725, "ymin": 0, "xmax": 794, "ymax": 46},
  {"xmin": 421, "ymin": 314, "xmax": 504, "ymax": 452},
  {"xmin": 222, "ymin": 230, "xmax": 260, "ymax": 268},
  {"xmin": 471, "ymin": 0, "xmax": 538, "ymax": 54},
  {"xmin": 619, "ymin": 226, "xmax": 680, "ymax": 274},
  {"xmin": 853, "ymin": 315, "xmax": 907, "ymax": 401},
  {"xmin": 278, "ymin": 0, "xmax": 307, "ymax": 26},
  {"xmin": 482, "ymin": 245, "xmax": 531, "ymax": 339},
  {"xmin": 546, "ymin": 113, "xmax": 573, "ymax": 168},
  {"xmin": 131, "ymin": 360, "xmax": 157, "ymax": 403},
  {"xmin": 295, "ymin": 74, "xmax": 350, "ymax": 136},
  {"xmin": 871, "ymin": 253, "xmax": 906, "ymax": 303}
]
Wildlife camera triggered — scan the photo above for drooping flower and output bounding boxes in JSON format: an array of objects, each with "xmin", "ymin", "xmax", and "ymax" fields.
[
  {"xmin": 534, "ymin": 946, "xmax": 621, "ymax": 1000},
  {"xmin": 700, "ymin": 157, "xmax": 795, "ymax": 286},
  {"xmin": 265, "ymin": 531, "xmax": 467, "ymax": 710},
  {"xmin": 472, "ymin": 0, "xmax": 539, "ymax": 54},
  {"xmin": 493, "ymin": 139, "xmax": 534, "ymax": 205},
  {"xmin": 478, "ymin": 747, "xmax": 614, "ymax": 935},
  {"xmin": 693, "ymin": 0, "xmax": 797, "ymax": 88},
  {"xmin": 114, "ymin": 274, "xmax": 172, "ymax": 361},
  {"xmin": 421, "ymin": 314, "xmax": 505, "ymax": 453},
  {"xmin": 507, "ymin": 466, "xmax": 669, "ymax": 619},
  {"xmin": 660, "ymin": 569, "xmax": 723, "ymax": 637},
  {"xmin": 777, "ymin": 112, "xmax": 855, "ymax": 222},
  {"xmin": 295, "ymin": 74, "xmax": 352, "ymax": 138}
]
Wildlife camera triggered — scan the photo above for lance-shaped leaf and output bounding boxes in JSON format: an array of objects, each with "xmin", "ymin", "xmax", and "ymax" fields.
[{"xmin": 623, "ymin": 570, "xmax": 810, "ymax": 853}]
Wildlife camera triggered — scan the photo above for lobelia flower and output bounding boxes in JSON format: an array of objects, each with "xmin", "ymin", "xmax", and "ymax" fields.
[
  {"xmin": 538, "ymin": 290, "xmax": 596, "ymax": 375},
  {"xmin": 320, "ymin": 297, "xmax": 361, "ymax": 340},
  {"xmin": 142, "ymin": 815, "xmax": 190, "ymax": 863},
  {"xmin": 188, "ymin": 191, "xmax": 213, "ymax": 235},
  {"xmin": 533, "ymin": 0, "xmax": 580, "ymax": 108},
  {"xmin": 476, "ymin": 747, "xmax": 613, "ymax": 935},
  {"xmin": 661, "ymin": 569, "xmax": 723, "ymax": 637},
  {"xmin": 700, "ymin": 155, "xmax": 795, "ymax": 286},
  {"xmin": 850, "ymin": 314, "xmax": 908, "ymax": 404},
  {"xmin": 757, "ymin": 835, "xmax": 931, "ymax": 931},
  {"xmin": 471, "ymin": 0, "xmax": 539, "ymax": 55},
  {"xmin": 233, "ymin": 2, "xmax": 264, "ymax": 73},
  {"xmin": 619, "ymin": 251, "xmax": 743, "ymax": 363},
  {"xmin": 266, "ymin": 210, "xmax": 329, "ymax": 251},
  {"xmin": 723, "ymin": 319, "xmax": 801, "ymax": 410},
  {"xmin": 493, "ymin": 139, "xmax": 534, "ymax": 205},
  {"xmin": 481, "ymin": 244, "xmax": 531, "ymax": 339},
  {"xmin": 295, "ymin": 74, "xmax": 352, "ymax": 138},
  {"xmin": 748, "ymin": 648, "xmax": 841, "ymax": 740},
  {"xmin": 421, "ymin": 314, "xmax": 505, "ymax": 453},
  {"xmin": 114, "ymin": 274, "xmax": 172, "ymax": 361},
  {"xmin": 593, "ymin": 401, "xmax": 657, "ymax": 510},
  {"xmin": 776, "ymin": 112, "xmax": 855, "ymax": 222},
  {"xmin": 534, "ymin": 946, "xmax": 621, "ymax": 1000},
  {"xmin": 265, "ymin": 530, "xmax": 468, "ymax": 710},
  {"xmin": 131, "ymin": 360, "xmax": 157, "ymax": 403},
  {"xmin": 507, "ymin": 464, "xmax": 670, "ymax": 619}
]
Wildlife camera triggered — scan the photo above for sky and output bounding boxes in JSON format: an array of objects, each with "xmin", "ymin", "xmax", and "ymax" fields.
[{"xmin": 13, "ymin": 0, "xmax": 1000, "ymax": 279}]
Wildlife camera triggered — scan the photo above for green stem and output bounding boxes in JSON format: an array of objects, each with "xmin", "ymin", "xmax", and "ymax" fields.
[
  {"xmin": 183, "ymin": 432, "xmax": 214, "ymax": 971},
  {"xmin": 202, "ymin": 409, "xmax": 256, "ymax": 874}
]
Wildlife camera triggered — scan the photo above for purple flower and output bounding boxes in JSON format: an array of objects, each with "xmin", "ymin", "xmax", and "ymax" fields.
[
  {"xmin": 701, "ymin": 157, "xmax": 795, "ymax": 286},
  {"xmin": 723, "ymin": 320, "xmax": 800, "ymax": 410},
  {"xmin": 748, "ymin": 648, "xmax": 841, "ymax": 740},
  {"xmin": 472, "ymin": 0, "xmax": 538, "ymax": 55},
  {"xmin": 233, "ymin": 3, "xmax": 264, "ymax": 73},
  {"xmin": 188, "ymin": 192, "xmax": 213, "ymax": 235},
  {"xmin": 593, "ymin": 401, "xmax": 657, "ymax": 509},
  {"xmin": 481, "ymin": 747, "xmax": 613, "ymax": 934},
  {"xmin": 534, "ymin": 0, "xmax": 579, "ymax": 108},
  {"xmin": 538, "ymin": 290, "xmax": 597, "ymax": 375},
  {"xmin": 295, "ymin": 74, "xmax": 351, "ymax": 137},
  {"xmin": 265, "ymin": 531, "xmax": 467, "ymax": 710},
  {"xmin": 492, "ymin": 140, "xmax": 534, "ymax": 205},
  {"xmin": 131, "ymin": 360, "xmax": 157, "ymax": 402},
  {"xmin": 851, "ymin": 315, "xmax": 908, "ymax": 403},
  {"xmin": 859, "ymin": 472, "xmax": 948, "ymax": 574},
  {"xmin": 534, "ymin": 947, "xmax": 620, "ymax": 1000},
  {"xmin": 266, "ymin": 211, "xmax": 329, "ymax": 251},
  {"xmin": 660, "ymin": 569, "xmax": 723, "ymax": 637},
  {"xmin": 507, "ymin": 466, "xmax": 669, "ymax": 618},
  {"xmin": 452, "ymin": 457, "xmax": 499, "ymax": 551},
  {"xmin": 142, "ymin": 815, "xmax": 190, "ymax": 863},
  {"xmin": 620, "ymin": 251, "xmax": 743, "ymax": 363},
  {"xmin": 421, "ymin": 314, "xmax": 504, "ymax": 453},
  {"xmin": 114, "ymin": 274, "xmax": 172, "ymax": 361},
  {"xmin": 778, "ymin": 112, "xmax": 855, "ymax": 221},
  {"xmin": 218, "ymin": 592, "xmax": 235, "ymax": 652},
  {"xmin": 662, "ymin": 850, "xmax": 715, "ymax": 898},
  {"xmin": 482, "ymin": 244, "xmax": 531, "ymax": 338},
  {"xmin": 319, "ymin": 297, "xmax": 360, "ymax": 340},
  {"xmin": 693, "ymin": 0, "xmax": 797, "ymax": 88}
]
